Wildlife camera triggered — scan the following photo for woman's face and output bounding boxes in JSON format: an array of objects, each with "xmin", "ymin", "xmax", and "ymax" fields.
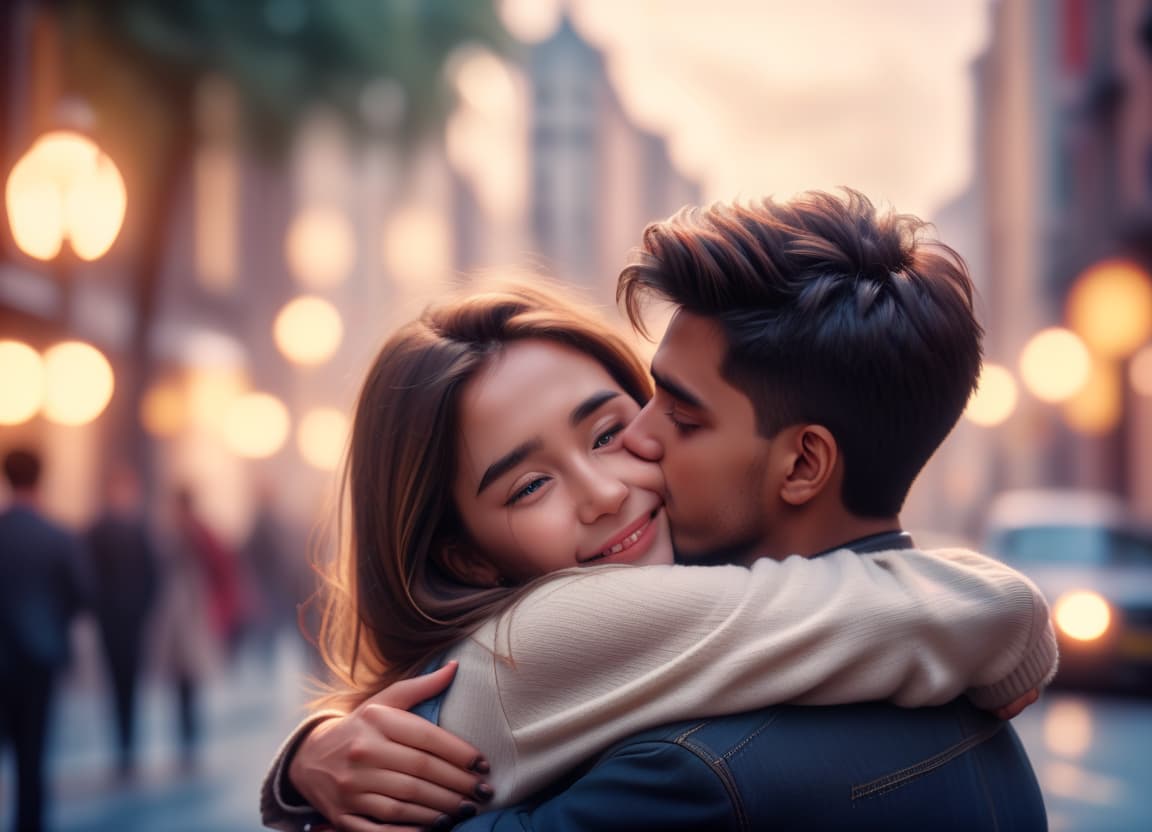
[{"xmin": 452, "ymin": 339, "xmax": 673, "ymax": 583}]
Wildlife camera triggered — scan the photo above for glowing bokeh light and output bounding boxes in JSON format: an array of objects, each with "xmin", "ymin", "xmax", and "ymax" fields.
[
  {"xmin": 5, "ymin": 131, "xmax": 126, "ymax": 261},
  {"xmin": 140, "ymin": 381, "xmax": 187, "ymax": 438},
  {"xmin": 1043, "ymin": 699, "xmax": 1093, "ymax": 759},
  {"xmin": 41, "ymin": 341, "xmax": 115, "ymax": 426},
  {"xmin": 1053, "ymin": 591, "xmax": 1111, "ymax": 642},
  {"xmin": 1067, "ymin": 259, "xmax": 1152, "ymax": 359},
  {"xmin": 297, "ymin": 407, "xmax": 348, "ymax": 471},
  {"xmin": 964, "ymin": 363, "xmax": 1018, "ymax": 427},
  {"xmin": 285, "ymin": 208, "xmax": 355, "ymax": 288},
  {"xmin": 1063, "ymin": 357, "xmax": 1121, "ymax": 435},
  {"xmin": 273, "ymin": 296, "xmax": 344, "ymax": 366},
  {"xmin": 382, "ymin": 206, "xmax": 452, "ymax": 294},
  {"xmin": 497, "ymin": 0, "xmax": 562, "ymax": 43},
  {"xmin": 1019, "ymin": 328, "xmax": 1091, "ymax": 403},
  {"xmin": 223, "ymin": 392, "xmax": 290, "ymax": 458},
  {"xmin": 186, "ymin": 366, "xmax": 246, "ymax": 432},
  {"xmin": 0, "ymin": 340, "xmax": 45, "ymax": 425}
]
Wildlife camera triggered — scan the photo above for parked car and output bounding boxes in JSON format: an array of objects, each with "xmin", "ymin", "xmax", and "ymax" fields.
[{"xmin": 984, "ymin": 489, "xmax": 1152, "ymax": 693}]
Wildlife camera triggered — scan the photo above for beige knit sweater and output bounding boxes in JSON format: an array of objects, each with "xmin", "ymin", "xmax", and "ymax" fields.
[{"xmin": 262, "ymin": 547, "xmax": 1057, "ymax": 828}]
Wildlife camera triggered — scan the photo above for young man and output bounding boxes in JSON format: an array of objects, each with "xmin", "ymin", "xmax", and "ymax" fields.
[{"xmin": 262, "ymin": 190, "xmax": 1055, "ymax": 831}]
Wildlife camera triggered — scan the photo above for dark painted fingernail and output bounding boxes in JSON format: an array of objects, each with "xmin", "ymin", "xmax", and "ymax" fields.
[
  {"xmin": 457, "ymin": 801, "xmax": 478, "ymax": 819},
  {"xmin": 430, "ymin": 815, "xmax": 455, "ymax": 832},
  {"xmin": 469, "ymin": 756, "xmax": 490, "ymax": 774},
  {"xmin": 474, "ymin": 782, "xmax": 494, "ymax": 802}
]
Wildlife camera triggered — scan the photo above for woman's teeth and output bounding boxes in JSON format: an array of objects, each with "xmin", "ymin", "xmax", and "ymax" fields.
[{"xmin": 598, "ymin": 521, "xmax": 648, "ymax": 559}]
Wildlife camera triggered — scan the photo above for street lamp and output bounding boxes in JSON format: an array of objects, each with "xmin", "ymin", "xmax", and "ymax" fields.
[{"xmin": 5, "ymin": 129, "xmax": 127, "ymax": 319}]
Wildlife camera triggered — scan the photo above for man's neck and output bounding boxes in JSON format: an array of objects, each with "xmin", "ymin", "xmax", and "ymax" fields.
[{"xmin": 745, "ymin": 514, "xmax": 902, "ymax": 563}]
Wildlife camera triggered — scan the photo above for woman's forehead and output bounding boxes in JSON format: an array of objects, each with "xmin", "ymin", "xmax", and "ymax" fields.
[
  {"xmin": 455, "ymin": 341, "xmax": 624, "ymax": 472},
  {"xmin": 468, "ymin": 340, "xmax": 620, "ymax": 412}
]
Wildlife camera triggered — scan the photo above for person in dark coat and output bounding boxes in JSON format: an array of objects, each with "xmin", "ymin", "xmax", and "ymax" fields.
[
  {"xmin": 85, "ymin": 465, "xmax": 159, "ymax": 778},
  {"xmin": 0, "ymin": 448, "xmax": 89, "ymax": 832}
]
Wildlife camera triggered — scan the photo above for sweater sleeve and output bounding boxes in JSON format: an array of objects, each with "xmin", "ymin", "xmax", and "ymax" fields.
[
  {"xmin": 258, "ymin": 711, "xmax": 343, "ymax": 831},
  {"xmin": 463, "ymin": 546, "xmax": 1056, "ymax": 803}
]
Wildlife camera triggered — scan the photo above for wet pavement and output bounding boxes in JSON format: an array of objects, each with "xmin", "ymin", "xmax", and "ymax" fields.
[{"xmin": 2, "ymin": 635, "xmax": 313, "ymax": 832}]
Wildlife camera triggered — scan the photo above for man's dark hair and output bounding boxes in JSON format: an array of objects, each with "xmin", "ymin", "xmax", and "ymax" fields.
[
  {"xmin": 618, "ymin": 188, "xmax": 983, "ymax": 517},
  {"xmin": 3, "ymin": 448, "xmax": 43, "ymax": 490}
]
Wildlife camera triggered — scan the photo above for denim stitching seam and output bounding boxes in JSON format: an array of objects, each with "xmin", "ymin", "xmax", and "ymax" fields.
[{"xmin": 850, "ymin": 722, "xmax": 1004, "ymax": 801}]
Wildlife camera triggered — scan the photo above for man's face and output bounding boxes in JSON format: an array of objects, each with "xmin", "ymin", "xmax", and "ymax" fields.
[{"xmin": 622, "ymin": 310, "xmax": 777, "ymax": 564}]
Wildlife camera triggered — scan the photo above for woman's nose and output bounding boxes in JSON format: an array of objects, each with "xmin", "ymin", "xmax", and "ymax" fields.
[{"xmin": 576, "ymin": 468, "xmax": 629, "ymax": 525}]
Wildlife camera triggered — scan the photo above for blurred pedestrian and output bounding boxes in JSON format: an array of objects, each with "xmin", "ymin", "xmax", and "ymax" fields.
[
  {"xmin": 85, "ymin": 465, "xmax": 159, "ymax": 779},
  {"xmin": 238, "ymin": 483, "xmax": 297, "ymax": 669},
  {"xmin": 151, "ymin": 487, "xmax": 238, "ymax": 770},
  {"xmin": 0, "ymin": 448, "xmax": 89, "ymax": 832}
]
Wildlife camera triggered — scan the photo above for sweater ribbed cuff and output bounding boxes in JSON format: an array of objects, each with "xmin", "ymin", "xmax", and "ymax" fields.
[
  {"xmin": 259, "ymin": 710, "xmax": 344, "ymax": 831},
  {"xmin": 965, "ymin": 622, "xmax": 1060, "ymax": 711}
]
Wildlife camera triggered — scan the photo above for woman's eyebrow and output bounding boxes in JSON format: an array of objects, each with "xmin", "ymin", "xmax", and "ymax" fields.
[
  {"xmin": 477, "ymin": 439, "xmax": 543, "ymax": 496},
  {"xmin": 570, "ymin": 390, "xmax": 620, "ymax": 426},
  {"xmin": 475, "ymin": 391, "xmax": 620, "ymax": 496}
]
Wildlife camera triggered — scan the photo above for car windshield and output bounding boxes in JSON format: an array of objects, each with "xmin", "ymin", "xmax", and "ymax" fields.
[{"xmin": 996, "ymin": 526, "xmax": 1152, "ymax": 567}]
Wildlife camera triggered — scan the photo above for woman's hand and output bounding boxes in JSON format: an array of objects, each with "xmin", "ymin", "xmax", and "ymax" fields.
[
  {"xmin": 991, "ymin": 687, "xmax": 1040, "ymax": 721},
  {"xmin": 289, "ymin": 662, "xmax": 493, "ymax": 831}
]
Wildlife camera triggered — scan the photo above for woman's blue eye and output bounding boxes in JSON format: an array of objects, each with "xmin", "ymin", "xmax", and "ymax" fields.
[
  {"xmin": 593, "ymin": 424, "xmax": 623, "ymax": 449},
  {"xmin": 507, "ymin": 477, "xmax": 549, "ymax": 505}
]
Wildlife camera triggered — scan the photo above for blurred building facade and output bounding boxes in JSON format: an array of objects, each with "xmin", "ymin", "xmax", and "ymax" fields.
[
  {"xmin": 525, "ymin": 18, "xmax": 700, "ymax": 297},
  {"xmin": 0, "ymin": 7, "xmax": 698, "ymax": 546},
  {"xmin": 917, "ymin": 0, "xmax": 1152, "ymax": 535}
]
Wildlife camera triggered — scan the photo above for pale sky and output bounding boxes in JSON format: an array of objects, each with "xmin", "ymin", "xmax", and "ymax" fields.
[{"xmin": 500, "ymin": 0, "xmax": 993, "ymax": 218}]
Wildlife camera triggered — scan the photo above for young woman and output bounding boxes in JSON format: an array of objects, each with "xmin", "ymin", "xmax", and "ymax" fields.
[{"xmin": 262, "ymin": 283, "xmax": 1054, "ymax": 830}]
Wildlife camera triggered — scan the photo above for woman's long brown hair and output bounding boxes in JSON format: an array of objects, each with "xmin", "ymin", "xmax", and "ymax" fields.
[{"xmin": 315, "ymin": 282, "xmax": 652, "ymax": 709}]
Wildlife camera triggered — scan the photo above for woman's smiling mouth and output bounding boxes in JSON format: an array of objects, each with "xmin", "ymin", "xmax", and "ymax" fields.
[{"xmin": 579, "ymin": 508, "xmax": 661, "ymax": 564}]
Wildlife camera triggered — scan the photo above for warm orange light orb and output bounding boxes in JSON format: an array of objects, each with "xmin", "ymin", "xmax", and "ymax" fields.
[
  {"xmin": 297, "ymin": 407, "xmax": 348, "ymax": 471},
  {"xmin": 1053, "ymin": 591, "xmax": 1111, "ymax": 642},
  {"xmin": 1063, "ymin": 357, "xmax": 1121, "ymax": 435},
  {"xmin": 1067, "ymin": 260, "xmax": 1152, "ymax": 359},
  {"xmin": 1019, "ymin": 328, "xmax": 1091, "ymax": 403},
  {"xmin": 41, "ymin": 341, "xmax": 115, "ymax": 426},
  {"xmin": 0, "ymin": 340, "xmax": 45, "ymax": 425},
  {"xmin": 285, "ymin": 208, "xmax": 355, "ymax": 288},
  {"xmin": 223, "ymin": 392, "xmax": 290, "ymax": 458},
  {"xmin": 964, "ymin": 363, "xmax": 1018, "ymax": 427},
  {"xmin": 273, "ymin": 296, "xmax": 344, "ymax": 366},
  {"xmin": 5, "ymin": 130, "xmax": 127, "ymax": 261},
  {"xmin": 140, "ymin": 381, "xmax": 187, "ymax": 438}
]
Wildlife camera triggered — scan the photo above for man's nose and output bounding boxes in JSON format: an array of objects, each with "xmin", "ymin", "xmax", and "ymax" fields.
[{"xmin": 622, "ymin": 403, "xmax": 664, "ymax": 461}]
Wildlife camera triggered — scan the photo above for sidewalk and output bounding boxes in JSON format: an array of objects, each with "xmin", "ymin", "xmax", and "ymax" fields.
[{"xmin": 2, "ymin": 637, "xmax": 316, "ymax": 832}]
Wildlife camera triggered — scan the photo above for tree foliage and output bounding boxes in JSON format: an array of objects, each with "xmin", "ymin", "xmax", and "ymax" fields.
[{"xmin": 63, "ymin": 0, "xmax": 509, "ymax": 150}]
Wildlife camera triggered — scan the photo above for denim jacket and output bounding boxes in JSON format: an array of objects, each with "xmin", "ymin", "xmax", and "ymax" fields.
[{"xmin": 455, "ymin": 698, "xmax": 1046, "ymax": 831}]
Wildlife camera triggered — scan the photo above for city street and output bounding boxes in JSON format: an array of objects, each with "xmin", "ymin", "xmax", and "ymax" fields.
[
  {"xmin": 1013, "ymin": 688, "xmax": 1152, "ymax": 832},
  {"xmin": 3, "ymin": 640, "xmax": 1150, "ymax": 832},
  {"xmin": 2, "ymin": 634, "xmax": 314, "ymax": 832}
]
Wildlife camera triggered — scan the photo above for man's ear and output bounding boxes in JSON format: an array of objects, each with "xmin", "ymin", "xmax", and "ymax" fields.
[
  {"xmin": 779, "ymin": 424, "xmax": 839, "ymax": 507},
  {"xmin": 439, "ymin": 540, "xmax": 505, "ymax": 588}
]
